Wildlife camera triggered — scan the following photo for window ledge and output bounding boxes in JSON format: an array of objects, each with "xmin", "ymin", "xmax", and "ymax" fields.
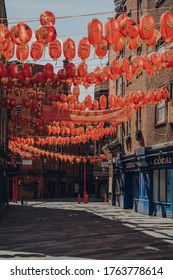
[{"xmin": 154, "ymin": 122, "xmax": 166, "ymax": 128}]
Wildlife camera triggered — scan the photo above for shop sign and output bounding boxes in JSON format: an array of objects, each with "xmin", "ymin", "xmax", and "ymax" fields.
[
  {"xmin": 94, "ymin": 171, "xmax": 109, "ymax": 177},
  {"xmin": 22, "ymin": 159, "xmax": 32, "ymax": 165},
  {"xmin": 150, "ymin": 156, "xmax": 173, "ymax": 166},
  {"xmin": 134, "ymin": 147, "xmax": 146, "ymax": 156},
  {"xmin": 101, "ymin": 161, "xmax": 109, "ymax": 168},
  {"xmin": 126, "ymin": 162, "xmax": 137, "ymax": 169}
]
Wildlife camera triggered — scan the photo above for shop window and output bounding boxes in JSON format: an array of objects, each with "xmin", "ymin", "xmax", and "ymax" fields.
[
  {"xmin": 136, "ymin": 108, "xmax": 142, "ymax": 130},
  {"xmin": 167, "ymin": 169, "xmax": 171, "ymax": 202},
  {"xmin": 170, "ymin": 81, "xmax": 173, "ymax": 100},
  {"xmin": 153, "ymin": 169, "xmax": 171, "ymax": 203},
  {"xmin": 153, "ymin": 170, "xmax": 159, "ymax": 201},
  {"xmin": 142, "ymin": 172, "xmax": 150, "ymax": 198},
  {"xmin": 155, "ymin": 0, "xmax": 165, "ymax": 8},
  {"xmin": 155, "ymin": 100, "xmax": 166, "ymax": 125},
  {"xmin": 134, "ymin": 173, "xmax": 139, "ymax": 199},
  {"xmin": 116, "ymin": 76, "xmax": 124, "ymax": 96},
  {"xmin": 126, "ymin": 119, "xmax": 131, "ymax": 136},
  {"xmin": 160, "ymin": 169, "xmax": 165, "ymax": 202},
  {"xmin": 137, "ymin": 0, "xmax": 143, "ymax": 21}
]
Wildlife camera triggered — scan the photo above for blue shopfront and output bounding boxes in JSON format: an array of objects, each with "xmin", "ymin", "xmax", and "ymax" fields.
[{"xmin": 117, "ymin": 147, "xmax": 173, "ymax": 218}]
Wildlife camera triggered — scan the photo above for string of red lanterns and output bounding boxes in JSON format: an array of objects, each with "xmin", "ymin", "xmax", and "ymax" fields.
[
  {"xmin": 9, "ymin": 140, "xmax": 106, "ymax": 164},
  {"xmin": 0, "ymin": 47, "xmax": 173, "ymax": 94},
  {"xmin": 0, "ymin": 11, "xmax": 173, "ymax": 63}
]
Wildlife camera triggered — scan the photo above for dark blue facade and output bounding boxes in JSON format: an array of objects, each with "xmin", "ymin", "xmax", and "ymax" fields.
[{"xmin": 117, "ymin": 147, "xmax": 173, "ymax": 218}]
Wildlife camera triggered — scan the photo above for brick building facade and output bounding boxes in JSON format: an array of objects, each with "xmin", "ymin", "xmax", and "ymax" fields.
[
  {"xmin": 0, "ymin": 0, "xmax": 8, "ymax": 206},
  {"xmin": 108, "ymin": 0, "xmax": 173, "ymax": 217}
]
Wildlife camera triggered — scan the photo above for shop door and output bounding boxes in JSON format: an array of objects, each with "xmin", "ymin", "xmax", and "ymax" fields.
[{"xmin": 125, "ymin": 173, "xmax": 133, "ymax": 208}]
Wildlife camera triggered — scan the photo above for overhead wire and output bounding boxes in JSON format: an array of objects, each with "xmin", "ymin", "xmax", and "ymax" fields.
[{"xmin": 1, "ymin": 4, "xmax": 173, "ymax": 24}]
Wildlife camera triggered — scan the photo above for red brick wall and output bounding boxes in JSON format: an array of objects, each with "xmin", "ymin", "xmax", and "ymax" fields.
[{"xmin": 109, "ymin": 0, "xmax": 173, "ymax": 154}]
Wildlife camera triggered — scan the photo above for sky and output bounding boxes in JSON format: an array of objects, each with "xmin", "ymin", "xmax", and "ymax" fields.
[{"xmin": 5, "ymin": 0, "xmax": 116, "ymax": 98}]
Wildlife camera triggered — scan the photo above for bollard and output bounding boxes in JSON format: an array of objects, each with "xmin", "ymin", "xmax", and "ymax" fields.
[
  {"xmin": 38, "ymin": 191, "xmax": 41, "ymax": 199},
  {"xmin": 85, "ymin": 194, "xmax": 89, "ymax": 204},
  {"xmin": 77, "ymin": 194, "xmax": 81, "ymax": 204},
  {"xmin": 104, "ymin": 193, "xmax": 107, "ymax": 203},
  {"xmin": 20, "ymin": 194, "xmax": 23, "ymax": 205}
]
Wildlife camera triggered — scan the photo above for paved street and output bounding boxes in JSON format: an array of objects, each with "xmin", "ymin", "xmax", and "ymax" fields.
[{"xmin": 0, "ymin": 201, "xmax": 173, "ymax": 259}]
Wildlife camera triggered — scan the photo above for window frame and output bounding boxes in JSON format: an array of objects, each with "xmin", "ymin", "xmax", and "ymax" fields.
[
  {"xmin": 170, "ymin": 81, "xmax": 173, "ymax": 100},
  {"xmin": 155, "ymin": 100, "xmax": 166, "ymax": 126},
  {"xmin": 137, "ymin": 0, "xmax": 143, "ymax": 21},
  {"xmin": 136, "ymin": 108, "xmax": 142, "ymax": 130},
  {"xmin": 153, "ymin": 169, "xmax": 171, "ymax": 203}
]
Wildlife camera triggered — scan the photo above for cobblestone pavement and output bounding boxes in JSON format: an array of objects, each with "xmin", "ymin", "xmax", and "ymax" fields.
[{"xmin": 0, "ymin": 201, "xmax": 173, "ymax": 259}]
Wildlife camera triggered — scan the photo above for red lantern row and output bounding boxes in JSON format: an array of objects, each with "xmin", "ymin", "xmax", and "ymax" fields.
[
  {"xmin": 1, "ymin": 47, "xmax": 172, "ymax": 92},
  {"xmin": 0, "ymin": 11, "xmax": 173, "ymax": 62},
  {"xmin": 9, "ymin": 140, "xmax": 106, "ymax": 164}
]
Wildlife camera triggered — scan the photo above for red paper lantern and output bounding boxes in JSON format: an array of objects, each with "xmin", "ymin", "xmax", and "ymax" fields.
[
  {"xmin": 30, "ymin": 41, "xmax": 44, "ymax": 61},
  {"xmin": 125, "ymin": 67, "xmax": 133, "ymax": 81},
  {"xmin": 160, "ymin": 11, "xmax": 173, "ymax": 44},
  {"xmin": 120, "ymin": 57, "xmax": 130, "ymax": 73},
  {"xmin": 65, "ymin": 62, "xmax": 76, "ymax": 79},
  {"xmin": 161, "ymin": 48, "xmax": 173, "ymax": 65},
  {"xmin": 145, "ymin": 29, "xmax": 159, "ymax": 47},
  {"xmin": 35, "ymin": 26, "xmax": 57, "ymax": 44},
  {"xmin": 34, "ymin": 72, "xmax": 46, "ymax": 85},
  {"xmin": 148, "ymin": 52, "xmax": 162, "ymax": 71},
  {"xmin": 0, "ymin": 37, "xmax": 10, "ymax": 53},
  {"xmin": 40, "ymin": 11, "xmax": 55, "ymax": 26},
  {"xmin": 128, "ymin": 36, "xmax": 140, "ymax": 51},
  {"xmin": 78, "ymin": 37, "xmax": 90, "ymax": 60},
  {"xmin": 113, "ymin": 37, "xmax": 124, "ymax": 53},
  {"xmin": 117, "ymin": 14, "xmax": 128, "ymax": 24},
  {"xmin": 86, "ymin": 72, "xmax": 97, "ymax": 84},
  {"xmin": 139, "ymin": 13, "xmax": 155, "ymax": 40},
  {"xmin": 16, "ymin": 43, "xmax": 29, "ymax": 62},
  {"xmin": 130, "ymin": 55, "xmax": 144, "ymax": 73},
  {"xmin": 49, "ymin": 39, "xmax": 61, "ymax": 60},
  {"xmin": 63, "ymin": 38, "xmax": 76, "ymax": 60},
  {"xmin": 58, "ymin": 68, "xmax": 67, "ymax": 80},
  {"xmin": 49, "ymin": 92, "xmax": 57, "ymax": 102},
  {"xmin": 99, "ymin": 95, "xmax": 107, "ymax": 110},
  {"xmin": 44, "ymin": 63, "xmax": 54, "ymax": 79},
  {"xmin": 73, "ymin": 85, "xmax": 80, "ymax": 97},
  {"xmin": 108, "ymin": 95, "xmax": 115, "ymax": 108},
  {"xmin": 92, "ymin": 100, "xmax": 99, "ymax": 110},
  {"xmin": 9, "ymin": 23, "xmax": 32, "ymax": 45},
  {"xmin": 111, "ymin": 59, "xmax": 121, "ymax": 75},
  {"xmin": 0, "ymin": 62, "xmax": 8, "ymax": 78},
  {"xmin": 95, "ymin": 37, "xmax": 108, "ymax": 58},
  {"xmin": 22, "ymin": 63, "xmax": 32, "ymax": 78},
  {"xmin": 84, "ymin": 95, "xmax": 92, "ymax": 109},
  {"xmin": 77, "ymin": 62, "xmax": 88, "ymax": 77},
  {"xmin": 8, "ymin": 62, "xmax": 19, "ymax": 79},
  {"xmin": 120, "ymin": 17, "xmax": 139, "ymax": 39},
  {"xmin": 0, "ymin": 24, "xmax": 9, "ymax": 43},
  {"xmin": 2, "ymin": 40, "xmax": 15, "ymax": 61},
  {"xmin": 59, "ymin": 93, "xmax": 68, "ymax": 103},
  {"xmin": 88, "ymin": 18, "xmax": 103, "ymax": 45},
  {"xmin": 104, "ymin": 18, "xmax": 120, "ymax": 45}
]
